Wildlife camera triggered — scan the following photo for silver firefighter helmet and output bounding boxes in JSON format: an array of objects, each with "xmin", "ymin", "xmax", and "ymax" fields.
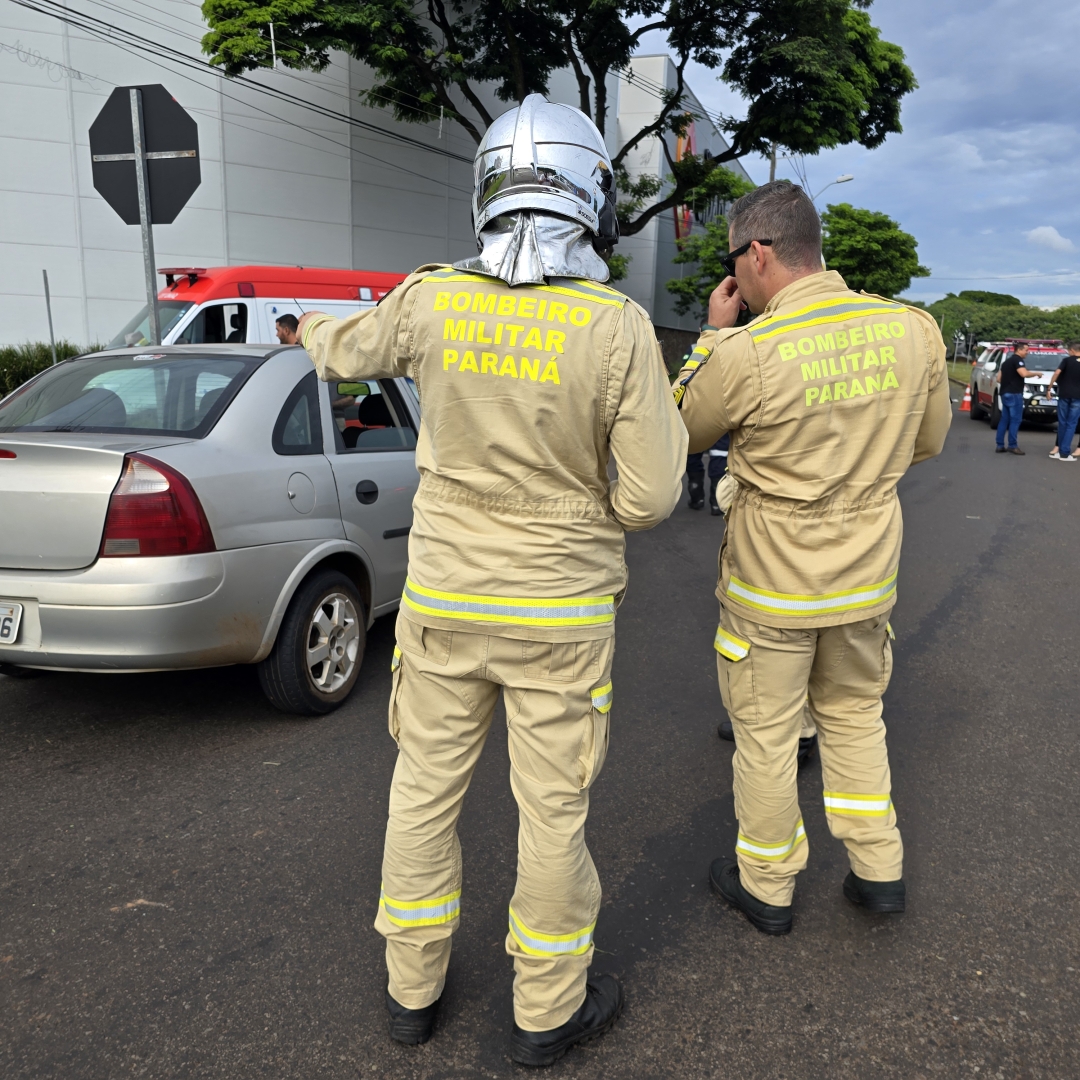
[{"xmin": 472, "ymin": 94, "xmax": 618, "ymax": 246}]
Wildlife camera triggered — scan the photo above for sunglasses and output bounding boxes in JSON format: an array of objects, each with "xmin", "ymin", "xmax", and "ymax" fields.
[{"xmin": 721, "ymin": 238, "xmax": 773, "ymax": 277}]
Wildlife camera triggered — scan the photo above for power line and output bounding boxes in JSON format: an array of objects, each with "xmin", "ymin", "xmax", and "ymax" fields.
[{"xmin": 11, "ymin": 0, "xmax": 475, "ymax": 164}]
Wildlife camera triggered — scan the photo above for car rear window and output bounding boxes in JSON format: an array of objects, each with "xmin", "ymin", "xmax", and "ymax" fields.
[{"xmin": 0, "ymin": 352, "xmax": 262, "ymax": 437}]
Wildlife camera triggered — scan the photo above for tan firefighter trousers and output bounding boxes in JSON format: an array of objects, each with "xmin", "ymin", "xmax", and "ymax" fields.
[
  {"xmin": 715, "ymin": 605, "xmax": 903, "ymax": 907},
  {"xmin": 375, "ymin": 615, "xmax": 614, "ymax": 1032}
]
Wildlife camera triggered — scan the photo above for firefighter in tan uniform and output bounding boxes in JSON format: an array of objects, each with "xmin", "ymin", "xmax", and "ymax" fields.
[
  {"xmin": 673, "ymin": 181, "xmax": 951, "ymax": 935},
  {"xmin": 298, "ymin": 96, "xmax": 686, "ymax": 1064}
]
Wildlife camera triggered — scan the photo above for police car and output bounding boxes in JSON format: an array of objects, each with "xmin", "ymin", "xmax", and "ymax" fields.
[{"xmin": 968, "ymin": 339, "xmax": 1067, "ymax": 426}]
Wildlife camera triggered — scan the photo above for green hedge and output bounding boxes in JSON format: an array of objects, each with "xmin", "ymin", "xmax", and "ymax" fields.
[{"xmin": 0, "ymin": 342, "xmax": 98, "ymax": 399}]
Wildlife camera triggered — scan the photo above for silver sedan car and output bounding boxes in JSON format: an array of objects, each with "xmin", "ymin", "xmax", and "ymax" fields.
[{"xmin": 0, "ymin": 345, "xmax": 419, "ymax": 714}]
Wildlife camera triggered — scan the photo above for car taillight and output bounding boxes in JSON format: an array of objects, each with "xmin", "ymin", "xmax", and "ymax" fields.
[{"xmin": 100, "ymin": 454, "xmax": 215, "ymax": 558}]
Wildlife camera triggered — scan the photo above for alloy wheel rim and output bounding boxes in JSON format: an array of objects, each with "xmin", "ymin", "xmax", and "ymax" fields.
[{"xmin": 306, "ymin": 592, "xmax": 361, "ymax": 694}]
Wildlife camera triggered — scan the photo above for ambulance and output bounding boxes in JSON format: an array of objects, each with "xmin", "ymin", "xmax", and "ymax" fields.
[{"xmin": 107, "ymin": 265, "xmax": 408, "ymax": 348}]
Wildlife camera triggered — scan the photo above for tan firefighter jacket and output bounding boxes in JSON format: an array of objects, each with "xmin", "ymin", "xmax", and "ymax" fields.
[
  {"xmin": 303, "ymin": 264, "xmax": 687, "ymax": 641},
  {"xmin": 674, "ymin": 270, "xmax": 951, "ymax": 628}
]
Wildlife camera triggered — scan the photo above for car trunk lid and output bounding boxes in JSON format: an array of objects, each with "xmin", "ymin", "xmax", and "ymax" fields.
[{"xmin": 0, "ymin": 434, "xmax": 191, "ymax": 569}]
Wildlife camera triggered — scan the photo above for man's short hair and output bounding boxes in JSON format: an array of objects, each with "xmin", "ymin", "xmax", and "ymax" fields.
[
  {"xmin": 1014, "ymin": 342, "xmax": 1028, "ymax": 351},
  {"xmin": 728, "ymin": 180, "xmax": 822, "ymax": 271},
  {"xmin": 276, "ymin": 314, "xmax": 299, "ymax": 332},
  {"xmin": 1067, "ymin": 341, "xmax": 1080, "ymax": 350}
]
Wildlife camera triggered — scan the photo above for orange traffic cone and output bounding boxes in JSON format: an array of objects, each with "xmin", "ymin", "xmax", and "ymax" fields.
[{"xmin": 960, "ymin": 385, "xmax": 971, "ymax": 412}]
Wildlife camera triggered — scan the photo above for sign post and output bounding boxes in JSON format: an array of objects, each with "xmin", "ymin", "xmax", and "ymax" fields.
[{"xmin": 89, "ymin": 85, "xmax": 201, "ymax": 346}]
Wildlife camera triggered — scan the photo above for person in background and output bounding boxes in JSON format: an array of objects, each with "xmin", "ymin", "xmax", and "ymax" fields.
[
  {"xmin": 275, "ymin": 314, "xmax": 299, "ymax": 345},
  {"xmin": 995, "ymin": 343, "xmax": 1033, "ymax": 455},
  {"xmin": 1047, "ymin": 341, "xmax": 1080, "ymax": 461},
  {"xmin": 687, "ymin": 435, "xmax": 730, "ymax": 513}
]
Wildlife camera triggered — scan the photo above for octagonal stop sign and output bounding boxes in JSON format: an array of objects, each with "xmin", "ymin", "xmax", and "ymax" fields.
[{"xmin": 89, "ymin": 84, "xmax": 200, "ymax": 224}]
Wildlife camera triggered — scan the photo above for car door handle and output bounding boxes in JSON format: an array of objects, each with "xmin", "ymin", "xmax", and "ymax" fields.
[{"xmin": 355, "ymin": 480, "xmax": 379, "ymax": 504}]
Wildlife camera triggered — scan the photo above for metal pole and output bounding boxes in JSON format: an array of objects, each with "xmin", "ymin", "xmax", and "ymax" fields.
[
  {"xmin": 129, "ymin": 88, "xmax": 160, "ymax": 346},
  {"xmin": 269, "ymin": 22, "xmax": 277, "ymax": 69},
  {"xmin": 42, "ymin": 269, "xmax": 58, "ymax": 365}
]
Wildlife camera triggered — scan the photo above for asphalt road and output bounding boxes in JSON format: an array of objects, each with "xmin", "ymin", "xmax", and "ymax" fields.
[{"xmin": 3, "ymin": 400, "xmax": 1079, "ymax": 1080}]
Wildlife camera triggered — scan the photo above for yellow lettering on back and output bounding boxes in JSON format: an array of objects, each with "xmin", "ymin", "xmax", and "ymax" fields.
[
  {"xmin": 805, "ymin": 387, "xmax": 820, "ymax": 406},
  {"xmin": 847, "ymin": 351, "xmax": 861, "ymax": 371},
  {"xmin": 863, "ymin": 348, "xmax": 879, "ymax": 367},
  {"xmin": 499, "ymin": 355, "xmax": 518, "ymax": 378},
  {"xmin": 548, "ymin": 302, "xmax": 569, "ymax": 323},
  {"xmin": 820, "ymin": 384, "xmax": 833, "ymax": 403},
  {"xmin": 519, "ymin": 356, "xmax": 539, "ymax": 381},
  {"xmin": 873, "ymin": 323, "xmax": 891, "ymax": 341},
  {"xmin": 506, "ymin": 324, "xmax": 525, "ymax": 347},
  {"xmin": 834, "ymin": 381, "xmax": 849, "ymax": 400},
  {"xmin": 569, "ymin": 307, "xmax": 590, "ymax": 326},
  {"xmin": 880, "ymin": 345, "xmax": 896, "ymax": 364},
  {"xmin": 835, "ymin": 330, "xmax": 849, "ymax": 349},
  {"xmin": 801, "ymin": 360, "xmax": 822, "ymax": 382},
  {"xmin": 828, "ymin": 357, "xmax": 842, "ymax": 377},
  {"xmin": 472, "ymin": 293, "xmax": 496, "ymax": 314},
  {"xmin": 497, "ymin": 295, "xmax": 516, "ymax": 316},
  {"xmin": 476, "ymin": 322, "xmax": 493, "ymax": 344},
  {"xmin": 889, "ymin": 321, "xmax": 906, "ymax": 338},
  {"xmin": 798, "ymin": 337, "xmax": 815, "ymax": 355},
  {"xmin": 459, "ymin": 351, "xmax": 479, "ymax": 373},
  {"xmin": 815, "ymin": 333, "xmax": 835, "ymax": 352},
  {"xmin": 451, "ymin": 292, "xmax": 470, "ymax": 312},
  {"xmin": 517, "ymin": 297, "xmax": 536, "ymax": 318},
  {"xmin": 881, "ymin": 369, "xmax": 900, "ymax": 390},
  {"xmin": 778, "ymin": 342, "xmax": 798, "ymax": 362},
  {"xmin": 865, "ymin": 375, "xmax": 880, "ymax": 393},
  {"xmin": 537, "ymin": 299, "xmax": 547, "ymax": 319},
  {"xmin": 544, "ymin": 330, "xmax": 566, "ymax": 353},
  {"xmin": 539, "ymin": 360, "xmax": 561, "ymax": 384},
  {"xmin": 481, "ymin": 352, "xmax": 498, "ymax": 374},
  {"xmin": 443, "ymin": 318, "xmax": 467, "ymax": 341},
  {"xmin": 849, "ymin": 378, "xmax": 865, "ymax": 397},
  {"xmin": 849, "ymin": 327, "xmax": 865, "ymax": 346},
  {"xmin": 434, "ymin": 292, "xmax": 450, "ymax": 311},
  {"xmin": 443, "ymin": 349, "xmax": 458, "ymax": 370},
  {"xmin": 521, "ymin": 327, "xmax": 543, "ymax": 350}
]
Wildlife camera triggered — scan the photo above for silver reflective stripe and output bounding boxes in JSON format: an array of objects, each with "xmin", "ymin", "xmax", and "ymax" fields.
[
  {"xmin": 403, "ymin": 578, "xmax": 615, "ymax": 627},
  {"xmin": 735, "ymin": 821, "xmax": 807, "ymax": 861},
  {"xmin": 749, "ymin": 299, "xmax": 904, "ymax": 341},
  {"xmin": 508, "ymin": 906, "xmax": 595, "ymax": 957},
  {"xmin": 713, "ymin": 627, "xmax": 750, "ymax": 661},
  {"xmin": 379, "ymin": 887, "xmax": 461, "ymax": 926},
  {"xmin": 726, "ymin": 572, "xmax": 897, "ymax": 617},
  {"xmin": 591, "ymin": 681, "xmax": 613, "ymax": 713}
]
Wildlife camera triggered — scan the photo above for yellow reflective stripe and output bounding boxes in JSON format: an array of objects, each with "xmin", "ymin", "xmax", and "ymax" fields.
[
  {"xmin": 684, "ymin": 359, "xmax": 702, "ymax": 371},
  {"xmin": 823, "ymin": 792, "xmax": 893, "ymax": 817},
  {"xmin": 714, "ymin": 626, "xmax": 750, "ymax": 662},
  {"xmin": 886, "ymin": 621, "xmax": 895, "ymax": 641},
  {"xmin": 726, "ymin": 571, "xmax": 898, "ymax": 617},
  {"xmin": 749, "ymin": 297, "xmax": 905, "ymax": 342},
  {"xmin": 422, "ymin": 269, "xmax": 624, "ymax": 308},
  {"xmin": 735, "ymin": 820, "xmax": 806, "ymax": 861},
  {"xmin": 402, "ymin": 578, "xmax": 615, "ymax": 627},
  {"xmin": 508, "ymin": 906, "xmax": 595, "ymax": 957},
  {"xmin": 391, "ymin": 645, "xmax": 402, "ymax": 672},
  {"xmin": 380, "ymin": 886, "xmax": 461, "ymax": 927},
  {"xmin": 691, "ymin": 344, "xmax": 710, "ymax": 358},
  {"xmin": 300, "ymin": 312, "xmax": 335, "ymax": 350},
  {"xmin": 591, "ymin": 681, "xmax": 613, "ymax": 713}
]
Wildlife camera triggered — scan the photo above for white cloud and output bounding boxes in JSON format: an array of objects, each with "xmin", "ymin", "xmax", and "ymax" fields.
[{"xmin": 1025, "ymin": 226, "xmax": 1076, "ymax": 252}]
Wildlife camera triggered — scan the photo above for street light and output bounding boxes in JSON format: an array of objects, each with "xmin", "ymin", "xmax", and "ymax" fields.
[{"xmin": 811, "ymin": 174, "xmax": 854, "ymax": 203}]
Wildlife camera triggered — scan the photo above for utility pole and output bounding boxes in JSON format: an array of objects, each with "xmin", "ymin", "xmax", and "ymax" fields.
[
  {"xmin": 769, "ymin": 144, "xmax": 776, "ymax": 183},
  {"xmin": 42, "ymin": 270, "xmax": 58, "ymax": 365}
]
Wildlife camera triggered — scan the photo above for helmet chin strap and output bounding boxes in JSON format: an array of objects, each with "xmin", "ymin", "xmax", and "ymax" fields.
[{"xmin": 455, "ymin": 211, "xmax": 610, "ymax": 286}]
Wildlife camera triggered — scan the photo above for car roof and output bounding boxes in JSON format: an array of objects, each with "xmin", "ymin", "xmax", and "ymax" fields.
[{"xmin": 73, "ymin": 344, "xmax": 302, "ymax": 362}]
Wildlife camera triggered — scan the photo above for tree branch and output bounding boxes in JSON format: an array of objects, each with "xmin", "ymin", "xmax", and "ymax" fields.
[
  {"xmin": 612, "ymin": 53, "xmax": 689, "ymax": 168},
  {"xmin": 564, "ymin": 27, "xmax": 592, "ymax": 117},
  {"xmin": 428, "ymin": 0, "xmax": 493, "ymax": 133}
]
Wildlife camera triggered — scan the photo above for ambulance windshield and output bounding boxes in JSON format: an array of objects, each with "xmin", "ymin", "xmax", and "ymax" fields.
[{"xmin": 108, "ymin": 302, "xmax": 193, "ymax": 349}]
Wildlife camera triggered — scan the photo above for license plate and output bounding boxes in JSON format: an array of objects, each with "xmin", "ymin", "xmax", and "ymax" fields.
[{"xmin": 0, "ymin": 602, "xmax": 23, "ymax": 644}]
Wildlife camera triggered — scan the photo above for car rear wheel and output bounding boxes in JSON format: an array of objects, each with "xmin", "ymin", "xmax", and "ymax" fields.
[
  {"xmin": 258, "ymin": 569, "xmax": 366, "ymax": 715},
  {"xmin": 988, "ymin": 393, "xmax": 1001, "ymax": 427},
  {"xmin": 969, "ymin": 383, "xmax": 986, "ymax": 420}
]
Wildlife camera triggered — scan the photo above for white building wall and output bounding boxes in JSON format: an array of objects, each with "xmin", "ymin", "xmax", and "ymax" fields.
[{"xmin": 0, "ymin": 7, "xmax": 746, "ymax": 347}]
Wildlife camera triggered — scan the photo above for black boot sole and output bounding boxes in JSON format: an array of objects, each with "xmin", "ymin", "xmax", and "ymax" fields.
[
  {"xmin": 510, "ymin": 997, "xmax": 625, "ymax": 1067},
  {"xmin": 709, "ymin": 869, "xmax": 792, "ymax": 935},
  {"xmin": 843, "ymin": 878, "xmax": 905, "ymax": 913}
]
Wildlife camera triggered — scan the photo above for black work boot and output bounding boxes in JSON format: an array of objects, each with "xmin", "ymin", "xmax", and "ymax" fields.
[
  {"xmin": 797, "ymin": 733, "xmax": 818, "ymax": 768},
  {"xmin": 385, "ymin": 989, "xmax": 440, "ymax": 1045},
  {"xmin": 717, "ymin": 717, "xmax": 735, "ymax": 741},
  {"xmin": 843, "ymin": 871, "xmax": 906, "ymax": 913},
  {"xmin": 709, "ymin": 857, "xmax": 792, "ymax": 935},
  {"xmin": 510, "ymin": 974, "xmax": 624, "ymax": 1067},
  {"xmin": 709, "ymin": 477, "xmax": 722, "ymax": 515},
  {"xmin": 687, "ymin": 476, "xmax": 705, "ymax": 510}
]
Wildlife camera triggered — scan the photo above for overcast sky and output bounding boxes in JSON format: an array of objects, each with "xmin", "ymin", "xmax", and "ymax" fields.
[{"xmin": 634, "ymin": 0, "xmax": 1080, "ymax": 307}]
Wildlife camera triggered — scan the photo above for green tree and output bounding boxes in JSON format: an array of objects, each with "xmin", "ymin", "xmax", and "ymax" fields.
[
  {"xmin": 956, "ymin": 290, "xmax": 1022, "ymax": 307},
  {"xmin": 201, "ymin": 0, "xmax": 915, "ymax": 237},
  {"xmin": 821, "ymin": 202, "xmax": 929, "ymax": 296},
  {"xmin": 923, "ymin": 294, "xmax": 1080, "ymax": 354}
]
